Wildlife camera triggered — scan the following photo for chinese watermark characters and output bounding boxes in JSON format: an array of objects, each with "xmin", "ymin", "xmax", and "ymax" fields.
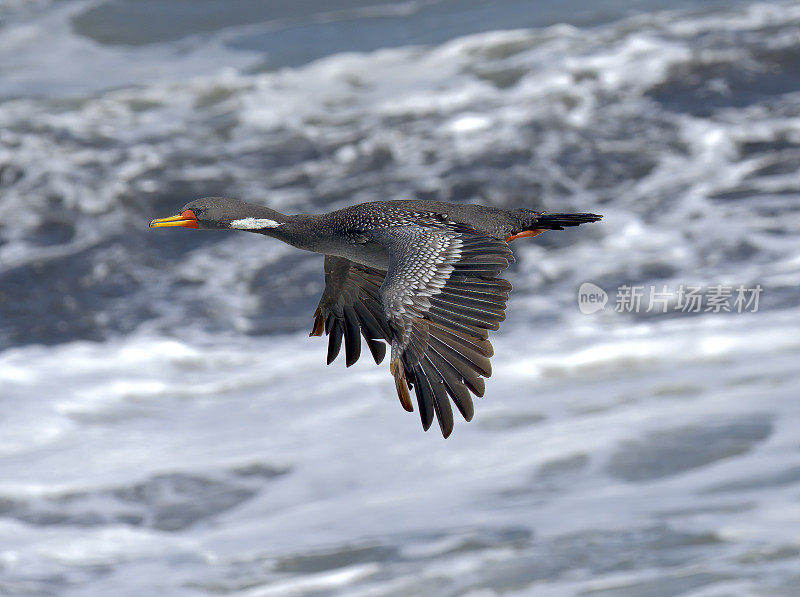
[{"xmin": 578, "ymin": 283, "xmax": 762, "ymax": 315}]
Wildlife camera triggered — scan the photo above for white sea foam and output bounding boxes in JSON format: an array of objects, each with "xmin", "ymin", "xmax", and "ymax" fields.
[
  {"xmin": 1, "ymin": 303, "xmax": 799, "ymax": 594},
  {"xmin": 2, "ymin": 1, "xmax": 800, "ymax": 594}
]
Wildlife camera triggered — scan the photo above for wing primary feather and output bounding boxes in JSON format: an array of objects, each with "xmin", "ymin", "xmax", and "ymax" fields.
[
  {"xmin": 421, "ymin": 358, "xmax": 454, "ymax": 438},
  {"xmin": 364, "ymin": 299, "xmax": 393, "ymax": 338},
  {"xmin": 441, "ymin": 286, "xmax": 509, "ymax": 304},
  {"xmin": 342, "ymin": 305, "xmax": 362, "ymax": 367},
  {"xmin": 426, "ymin": 336, "xmax": 486, "ymax": 397},
  {"xmin": 427, "ymin": 332, "xmax": 492, "ymax": 378},
  {"xmin": 447, "ymin": 276, "xmax": 512, "ymax": 293},
  {"xmin": 453, "ymin": 262, "xmax": 509, "ymax": 274},
  {"xmin": 366, "ymin": 338, "xmax": 387, "ymax": 364},
  {"xmin": 426, "ymin": 350, "xmax": 474, "ymax": 422},
  {"xmin": 432, "ymin": 294, "xmax": 507, "ymax": 316},
  {"xmin": 327, "ymin": 319, "xmax": 343, "ymax": 365},
  {"xmin": 410, "ymin": 363, "xmax": 435, "ymax": 432},
  {"xmin": 428, "ymin": 303, "xmax": 503, "ymax": 329},
  {"xmin": 428, "ymin": 320, "xmax": 494, "ymax": 356},
  {"xmin": 424, "ymin": 310, "xmax": 491, "ymax": 339},
  {"xmin": 390, "ymin": 359, "xmax": 413, "ymax": 412},
  {"xmin": 354, "ymin": 300, "xmax": 389, "ymax": 341},
  {"xmin": 310, "ymin": 308, "xmax": 325, "ymax": 337}
]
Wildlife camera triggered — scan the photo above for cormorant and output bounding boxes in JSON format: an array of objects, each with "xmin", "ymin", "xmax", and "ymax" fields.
[{"xmin": 150, "ymin": 197, "xmax": 601, "ymax": 437}]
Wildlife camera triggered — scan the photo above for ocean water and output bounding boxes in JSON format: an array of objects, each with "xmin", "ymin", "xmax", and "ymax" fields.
[{"xmin": 1, "ymin": 1, "xmax": 800, "ymax": 595}]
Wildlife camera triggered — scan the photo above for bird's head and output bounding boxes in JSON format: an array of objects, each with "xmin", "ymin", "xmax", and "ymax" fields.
[{"xmin": 149, "ymin": 197, "xmax": 287, "ymax": 231}]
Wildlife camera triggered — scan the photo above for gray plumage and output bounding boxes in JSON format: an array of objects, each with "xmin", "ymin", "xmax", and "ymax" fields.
[{"xmin": 150, "ymin": 197, "xmax": 602, "ymax": 437}]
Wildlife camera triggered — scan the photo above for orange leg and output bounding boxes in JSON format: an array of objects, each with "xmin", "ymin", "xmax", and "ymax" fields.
[{"xmin": 506, "ymin": 229, "xmax": 546, "ymax": 242}]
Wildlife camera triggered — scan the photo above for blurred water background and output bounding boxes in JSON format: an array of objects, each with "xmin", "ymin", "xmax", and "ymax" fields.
[{"xmin": 1, "ymin": 1, "xmax": 800, "ymax": 595}]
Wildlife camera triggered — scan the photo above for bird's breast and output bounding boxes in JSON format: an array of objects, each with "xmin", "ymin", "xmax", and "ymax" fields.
[{"xmin": 332, "ymin": 239, "xmax": 391, "ymax": 271}]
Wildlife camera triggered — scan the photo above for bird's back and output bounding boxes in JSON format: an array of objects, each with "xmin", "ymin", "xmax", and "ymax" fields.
[{"xmin": 333, "ymin": 199, "xmax": 526, "ymax": 240}]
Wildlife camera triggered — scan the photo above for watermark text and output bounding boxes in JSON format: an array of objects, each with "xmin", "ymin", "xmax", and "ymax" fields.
[{"xmin": 578, "ymin": 283, "xmax": 762, "ymax": 314}]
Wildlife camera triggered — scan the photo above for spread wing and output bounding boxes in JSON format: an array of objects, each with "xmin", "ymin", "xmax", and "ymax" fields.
[
  {"xmin": 367, "ymin": 221, "xmax": 514, "ymax": 438},
  {"xmin": 310, "ymin": 255, "xmax": 391, "ymax": 367}
]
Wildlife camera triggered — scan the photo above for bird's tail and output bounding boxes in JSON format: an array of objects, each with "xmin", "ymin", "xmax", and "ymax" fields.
[
  {"xmin": 506, "ymin": 210, "xmax": 602, "ymax": 242},
  {"xmin": 533, "ymin": 212, "xmax": 603, "ymax": 230}
]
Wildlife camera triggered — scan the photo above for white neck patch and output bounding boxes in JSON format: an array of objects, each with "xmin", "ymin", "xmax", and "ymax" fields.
[{"xmin": 230, "ymin": 217, "xmax": 283, "ymax": 230}]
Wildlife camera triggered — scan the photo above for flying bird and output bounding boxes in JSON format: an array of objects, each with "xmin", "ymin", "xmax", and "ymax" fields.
[{"xmin": 150, "ymin": 198, "xmax": 601, "ymax": 437}]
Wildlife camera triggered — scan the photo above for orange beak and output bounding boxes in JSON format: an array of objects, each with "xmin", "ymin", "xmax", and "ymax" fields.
[{"xmin": 149, "ymin": 209, "xmax": 199, "ymax": 229}]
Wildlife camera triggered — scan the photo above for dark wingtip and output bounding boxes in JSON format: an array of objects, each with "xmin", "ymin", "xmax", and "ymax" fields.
[
  {"xmin": 367, "ymin": 339, "xmax": 387, "ymax": 365},
  {"xmin": 342, "ymin": 306, "xmax": 361, "ymax": 367},
  {"xmin": 326, "ymin": 320, "xmax": 343, "ymax": 364}
]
